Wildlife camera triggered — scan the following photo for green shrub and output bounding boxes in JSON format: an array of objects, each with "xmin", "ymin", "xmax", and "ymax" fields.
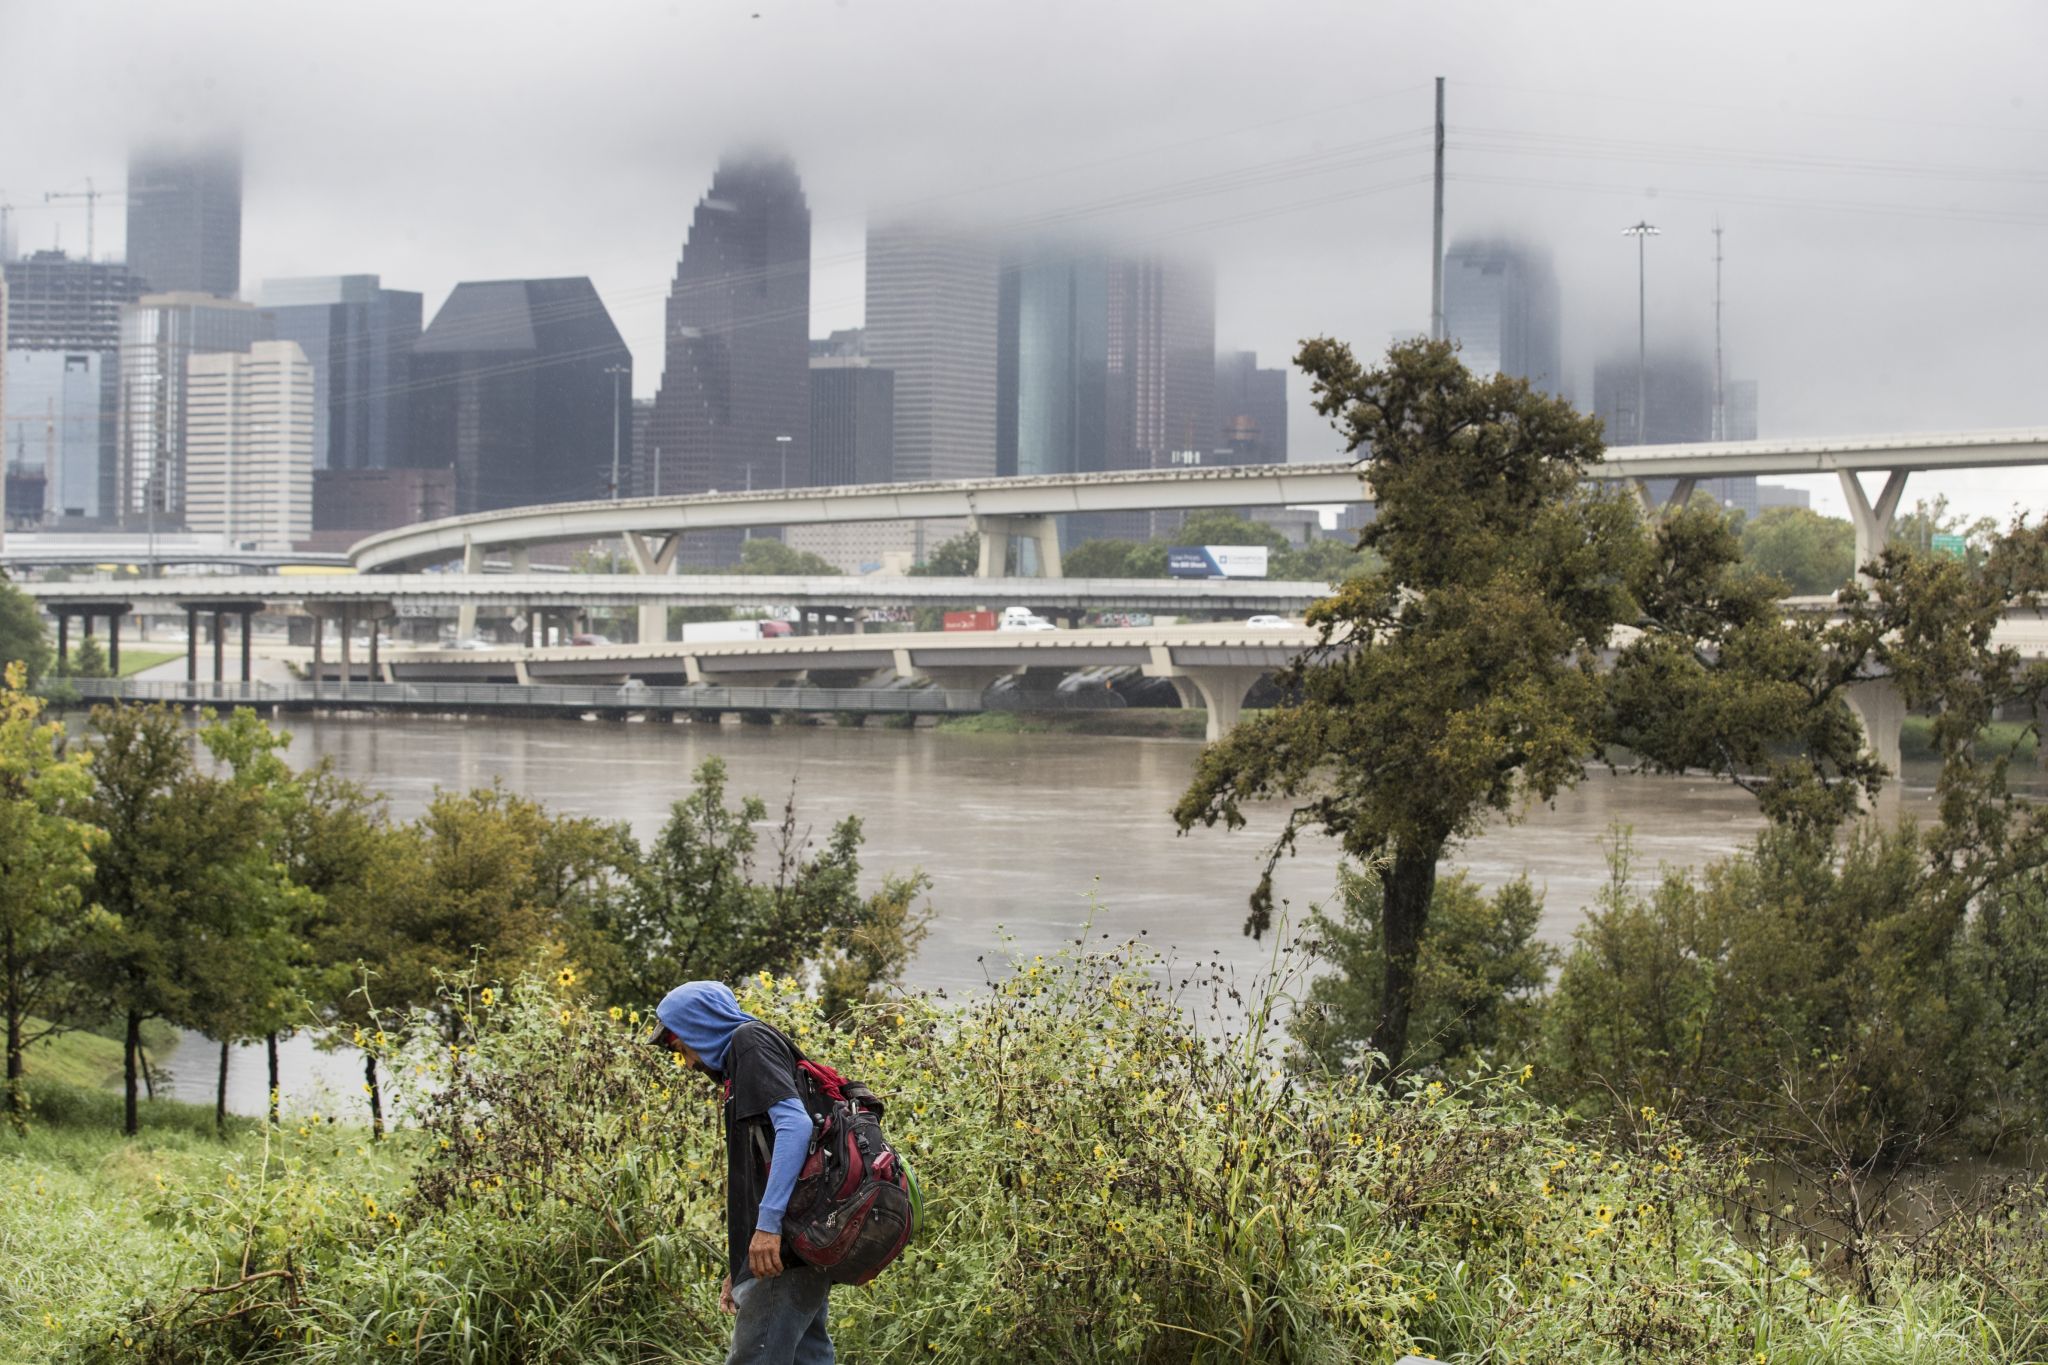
[{"xmin": 1290, "ymin": 865, "xmax": 1556, "ymax": 1076}]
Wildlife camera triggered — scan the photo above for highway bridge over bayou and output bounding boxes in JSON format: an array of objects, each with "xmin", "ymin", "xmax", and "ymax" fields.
[{"xmin": 22, "ymin": 426, "xmax": 2048, "ymax": 752}]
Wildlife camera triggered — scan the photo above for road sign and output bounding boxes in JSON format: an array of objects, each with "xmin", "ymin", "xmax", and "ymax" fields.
[{"xmin": 1931, "ymin": 533, "xmax": 1967, "ymax": 560}]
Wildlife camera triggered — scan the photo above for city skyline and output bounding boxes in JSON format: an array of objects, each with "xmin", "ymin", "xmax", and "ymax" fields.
[{"xmin": 4, "ymin": 1, "xmax": 2046, "ymax": 527}]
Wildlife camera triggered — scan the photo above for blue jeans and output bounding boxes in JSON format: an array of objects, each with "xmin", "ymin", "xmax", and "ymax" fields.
[{"xmin": 727, "ymin": 1265, "xmax": 833, "ymax": 1365}]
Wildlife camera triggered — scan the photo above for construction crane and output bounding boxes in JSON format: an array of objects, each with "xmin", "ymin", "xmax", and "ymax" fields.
[{"xmin": 44, "ymin": 177, "xmax": 107, "ymax": 263}]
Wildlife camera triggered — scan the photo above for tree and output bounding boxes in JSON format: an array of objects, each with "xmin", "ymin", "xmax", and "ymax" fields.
[
  {"xmin": 1290, "ymin": 865, "xmax": 1554, "ymax": 1076},
  {"xmin": 1738, "ymin": 506, "xmax": 1855, "ymax": 596},
  {"xmin": 1274, "ymin": 536, "xmax": 1370, "ymax": 585},
  {"xmin": 0, "ymin": 664, "xmax": 101, "ymax": 1129},
  {"xmin": 64, "ymin": 635, "xmax": 111, "ymax": 679},
  {"xmin": 317, "ymin": 784, "xmax": 626, "ymax": 1135},
  {"xmin": 909, "ymin": 532, "xmax": 980, "ymax": 577},
  {"xmin": 738, "ymin": 538, "xmax": 841, "ymax": 577},
  {"xmin": 576, "ymin": 758, "xmax": 930, "ymax": 1014},
  {"xmin": 1062, "ymin": 539, "xmax": 1146, "ymax": 579},
  {"xmin": 0, "ymin": 577, "xmax": 51, "ymax": 683},
  {"xmin": 1175, "ymin": 339, "xmax": 1877, "ymax": 1078},
  {"xmin": 79, "ymin": 704, "xmax": 268, "ymax": 1135}
]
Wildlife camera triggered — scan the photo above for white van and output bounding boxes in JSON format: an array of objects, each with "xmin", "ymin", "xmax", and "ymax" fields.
[{"xmin": 998, "ymin": 606, "xmax": 1058, "ymax": 632}]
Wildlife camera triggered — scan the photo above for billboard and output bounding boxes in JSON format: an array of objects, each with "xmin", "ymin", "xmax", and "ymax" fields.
[{"xmin": 1167, "ymin": 545, "xmax": 1270, "ymax": 579}]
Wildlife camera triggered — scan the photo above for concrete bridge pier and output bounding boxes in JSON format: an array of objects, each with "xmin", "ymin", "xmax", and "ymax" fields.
[
  {"xmin": 1630, "ymin": 476, "xmax": 1698, "ymax": 516},
  {"xmin": 1839, "ymin": 469, "xmax": 1910, "ymax": 581},
  {"xmin": 973, "ymin": 514, "xmax": 1063, "ymax": 578},
  {"xmin": 1144, "ymin": 650, "xmax": 1268, "ymax": 741},
  {"xmin": 624, "ymin": 532, "xmax": 683, "ymax": 644},
  {"xmin": 1844, "ymin": 676, "xmax": 1905, "ymax": 782},
  {"xmin": 457, "ymin": 539, "xmax": 485, "ymax": 640}
]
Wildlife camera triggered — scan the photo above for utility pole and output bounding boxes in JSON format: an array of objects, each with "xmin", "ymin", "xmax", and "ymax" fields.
[
  {"xmin": 605, "ymin": 363, "xmax": 627, "ymax": 499},
  {"xmin": 1430, "ymin": 77, "xmax": 1446, "ymax": 342},
  {"xmin": 1622, "ymin": 221, "xmax": 1660, "ymax": 446},
  {"xmin": 1712, "ymin": 221, "xmax": 1726, "ymax": 443},
  {"xmin": 44, "ymin": 178, "xmax": 104, "ymax": 262}
]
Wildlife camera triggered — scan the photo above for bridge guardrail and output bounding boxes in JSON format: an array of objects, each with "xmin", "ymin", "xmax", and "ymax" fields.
[{"xmin": 48, "ymin": 678, "xmax": 989, "ymax": 716}]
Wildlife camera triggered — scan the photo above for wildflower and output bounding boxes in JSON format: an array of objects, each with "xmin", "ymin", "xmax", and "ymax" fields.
[
  {"xmin": 480, "ymin": 988, "xmax": 495, "ymax": 1007},
  {"xmin": 1519, "ymin": 1063, "xmax": 1534, "ymax": 1081},
  {"xmin": 559, "ymin": 1008, "xmax": 574, "ymax": 1026},
  {"xmin": 628, "ymin": 1009, "xmax": 640, "ymax": 1025},
  {"xmin": 352, "ymin": 1027, "xmax": 367, "ymax": 1047},
  {"xmin": 557, "ymin": 967, "xmax": 577, "ymax": 988},
  {"xmin": 609, "ymin": 1005, "xmax": 624, "ymax": 1022},
  {"xmin": 1639, "ymin": 1105, "xmax": 1657, "ymax": 1122}
]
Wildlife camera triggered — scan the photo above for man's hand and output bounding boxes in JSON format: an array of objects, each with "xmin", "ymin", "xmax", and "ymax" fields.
[
  {"xmin": 748, "ymin": 1229, "xmax": 785, "ymax": 1280},
  {"xmin": 719, "ymin": 1275, "xmax": 737, "ymax": 1315}
]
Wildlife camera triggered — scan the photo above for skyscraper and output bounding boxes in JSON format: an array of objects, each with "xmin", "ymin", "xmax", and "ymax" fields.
[
  {"xmin": 259, "ymin": 275, "xmax": 422, "ymax": 471},
  {"xmin": 1443, "ymin": 238, "xmax": 1562, "ymax": 393},
  {"xmin": 998, "ymin": 243, "xmax": 1213, "ymax": 544},
  {"xmin": 4, "ymin": 350, "xmax": 115, "ymax": 521},
  {"xmin": 650, "ymin": 153, "xmax": 810, "ymax": 565},
  {"xmin": 865, "ymin": 221, "xmax": 999, "ymax": 484},
  {"xmin": 3, "ymin": 251, "xmax": 141, "ymax": 351},
  {"xmin": 184, "ymin": 340, "xmax": 314, "ymax": 550},
  {"xmin": 1594, "ymin": 350, "xmax": 1758, "ymax": 510},
  {"xmin": 408, "ymin": 278, "xmax": 630, "ymax": 514},
  {"xmin": 809, "ymin": 358, "xmax": 894, "ymax": 487},
  {"xmin": 126, "ymin": 141, "xmax": 243, "ymax": 298},
  {"xmin": 1214, "ymin": 351, "xmax": 1288, "ymax": 466},
  {"xmin": 117, "ymin": 292, "xmax": 272, "ymax": 522},
  {"xmin": 996, "ymin": 244, "xmax": 1108, "ymax": 481}
]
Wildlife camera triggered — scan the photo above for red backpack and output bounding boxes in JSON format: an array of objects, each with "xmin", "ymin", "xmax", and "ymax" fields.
[{"xmin": 776, "ymin": 1055, "xmax": 921, "ymax": 1285}]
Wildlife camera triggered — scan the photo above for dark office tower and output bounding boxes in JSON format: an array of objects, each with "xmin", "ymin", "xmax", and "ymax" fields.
[
  {"xmin": 1594, "ymin": 349, "xmax": 1755, "ymax": 509},
  {"xmin": 650, "ymin": 153, "xmax": 810, "ymax": 564},
  {"xmin": 627, "ymin": 396, "xmax": 655, "ymax": 497},
  {"xmin": 1214, "ymin": 351, "xmax": 1288, "ymax": 466},
  {"xmin": 126, "ymin": 141, "xmax": 243, "ymax": 298},
  {"xmin": 866, "ymin": 220, "xmax": 999, "ymax": 484},
  {"xmin": 408, "ymin": 278, "xmax": 631, "ymax": 515},
  {"xmin": 1096, "ymin": 255, "xmax": 1213, "ymax": 541},
  {"xmin": 4, "ymin": 251, "xmax": 143, "ymax": 350},
  {"xmin": 996, "ymin": 243, "xmax": 1108, "ymax": 481},
  {"xmin": 259, "ymin": 276, "xmax": 422, "ymax": 472},
  {"xmin": 809, "ymin": 358, "xmax": 894, "ymax": 487},
  {"xmin": 1443, "ymin": 238, "xmax": 1562, "ymax": 393}
]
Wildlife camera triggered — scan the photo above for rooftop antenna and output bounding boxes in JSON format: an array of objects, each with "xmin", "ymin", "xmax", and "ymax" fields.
[
  {"xmin": 44, "ymin": 177, "xmax": 105, "ymax": 262},
  {"xmin": 1712, "ymin": 220, "xmax": 1725, "ymax": 443}
]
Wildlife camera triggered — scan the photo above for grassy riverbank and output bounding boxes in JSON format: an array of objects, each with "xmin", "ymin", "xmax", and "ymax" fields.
[
  {"xmin": 11, "ymin": 953, "xmax": 2041, "ymax": 1363},
  {"xmin": 937, "ymin": 708, "xmax": 1209, "ymax": 738}
]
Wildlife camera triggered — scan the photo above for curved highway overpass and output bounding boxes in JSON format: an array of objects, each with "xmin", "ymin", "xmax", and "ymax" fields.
[{"xmin": 347, "ymin": 427, "xmax": 2048, "ymax": 575}]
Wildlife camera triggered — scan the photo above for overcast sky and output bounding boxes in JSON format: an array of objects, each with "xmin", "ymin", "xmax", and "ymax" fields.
[{"xmin": 4, "ymin": 0, "xmax": 2044, "ymax": 521}]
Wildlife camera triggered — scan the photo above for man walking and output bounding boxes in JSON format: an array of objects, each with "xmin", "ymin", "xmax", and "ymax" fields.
[{"xmin": 652, "ymin": 980, "xmax": 830, "ymax": 1364}]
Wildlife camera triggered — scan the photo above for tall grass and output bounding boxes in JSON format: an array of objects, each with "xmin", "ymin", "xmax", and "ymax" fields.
[{"xmin": 18, "ymin": 943, "xmax": 2048, "ymax": 1363}]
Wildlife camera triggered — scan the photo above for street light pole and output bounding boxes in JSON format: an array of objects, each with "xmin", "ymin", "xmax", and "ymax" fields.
[
  {"xmin": 776, "ymin": 433, "xmax": 792, "ymax": 491},
  {"xmin": 1622, "ymin": 221, "xmax": 1660, "ymax": 446},
  {"xmin": 604, "ymin": 363, "xmax": 628, "ymax": 499}
]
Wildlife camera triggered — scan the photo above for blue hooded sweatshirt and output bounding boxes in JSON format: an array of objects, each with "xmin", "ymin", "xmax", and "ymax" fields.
[{"xmin": 653, "ymin": 981, "xmax": 812, "ymax": 1237}]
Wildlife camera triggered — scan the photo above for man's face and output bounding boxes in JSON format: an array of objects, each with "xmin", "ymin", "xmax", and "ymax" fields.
[{"xmin": 663, "ymin": 1033, "xmax": 710, "ymax": 1075}]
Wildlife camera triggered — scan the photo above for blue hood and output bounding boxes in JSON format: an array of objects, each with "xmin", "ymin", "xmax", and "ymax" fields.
[{"xmin": 652, "ymin": 981, "xmax": 755, "ymax": 1072}]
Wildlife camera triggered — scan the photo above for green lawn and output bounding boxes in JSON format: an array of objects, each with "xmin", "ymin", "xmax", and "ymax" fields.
[
  {"xmin": 50, "ymin": 647, "xmax": 187, "ymax": 680},
  {"xmin": 16, "ymin": 1018, "xmax": 180, "ymax": 1090}
]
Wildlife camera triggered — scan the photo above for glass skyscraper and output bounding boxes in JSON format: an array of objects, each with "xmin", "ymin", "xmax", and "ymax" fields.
[
  {"xmin": 259, "ymin": 275, "xmax": 422, "ymax": 471},
  {"xmin": 650, "ymin": 154, "xmax": 811, "ymax": 529},
  {"xmin": 1443, "ymin": 238, "xmax": 1562, "ymax": 394},
  {"xmin": 126, "ymin": 142, "xmax": 243, "ymax": 298},
  {"xmin": 997, "ymin": 244, "xmax": 1108, "ymax": 481}
]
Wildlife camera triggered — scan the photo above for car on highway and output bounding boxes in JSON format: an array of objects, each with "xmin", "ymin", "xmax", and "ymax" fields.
[{"xmin": 1245, "ymin": 614, "xmax": 1295, "ymax": 629}]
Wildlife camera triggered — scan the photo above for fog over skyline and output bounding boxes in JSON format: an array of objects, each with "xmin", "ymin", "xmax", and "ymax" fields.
[{"xmin": 5, "ymin": 0, "xmax": 2044, "ymax": 521}]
